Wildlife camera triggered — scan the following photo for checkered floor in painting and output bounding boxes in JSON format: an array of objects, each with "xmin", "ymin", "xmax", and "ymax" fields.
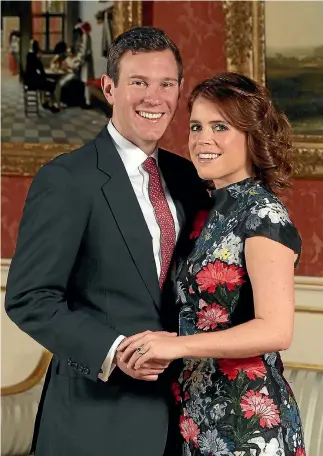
[{"xmin": 1, "ymin": 75, "xmax": 109, "ymax": 144}]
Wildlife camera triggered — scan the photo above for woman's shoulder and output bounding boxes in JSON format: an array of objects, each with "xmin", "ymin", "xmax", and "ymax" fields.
[
  {"xmin": 242, "ymin": 182, "xmax": 301, "ymax": 257},
  {"xmin": 246, "ymin": 183, "xmax": 292, "ymax": 226}
]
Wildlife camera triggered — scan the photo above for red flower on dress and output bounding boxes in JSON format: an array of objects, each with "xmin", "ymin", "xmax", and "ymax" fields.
[
  {"xmin": 218, "ymin": 357, "xmax": 267, "ymax": 380},
  {"xmin": 197, "ymin": 304, "xmax": 229, "ymax": 330},
  {"xmin": 295, "ymin": 448, "xmax": 306, "ymax": 456},
  {"xmin": 179, "ymin": 413, "xmax": 200, "ymax": 447},
  {"xmin": 196, "ymin": 260, "xmax": 245, "ymax": 293},
  {"xmin": 171, "ymin": 382, "xmax": 181, "ymax": 403},
  {"xmin": 241, "ymin": 390, "xmax": 280, "ymax": 428},
  {"xmin": 190, "ymin": 210, "xmax": 209, "ymax": 239}
]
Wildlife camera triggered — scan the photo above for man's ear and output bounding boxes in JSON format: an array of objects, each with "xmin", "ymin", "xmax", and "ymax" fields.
[
  {"xmin": 178, "ymin": 78, "xmax": 184, "ymax": 99},
  {"xmin": 101, "ymin": 74, "xmax": 115, "ymax": 105}
]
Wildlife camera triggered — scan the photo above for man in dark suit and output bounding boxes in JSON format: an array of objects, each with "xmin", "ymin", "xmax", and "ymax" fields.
[
  {"xmin": 24, "ymin": 40, "xmax": 58, "ymax": 112},
  {"xmin": 5, "ymin": 26, "xmax": 208, "ymax": 456}
]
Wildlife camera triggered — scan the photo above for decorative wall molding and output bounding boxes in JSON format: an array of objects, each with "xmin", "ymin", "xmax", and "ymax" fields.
[
  {"xmin": 2, "ymin": 140, "xmax": 323, "ymax": 178},
  {"xmin": 284, "ymin": 362, "xmax": 323, "ymax": 372},
  {"xmin": 1, "ymin": 142, "xmax": 80, "ymax": 177},
  {"xmin": 223, "ymin": 0, "xmax": 323, "ymax": 179},
  {"xmin": 294, "ymin": 276, "xmax": 323, "ymax": 311}
]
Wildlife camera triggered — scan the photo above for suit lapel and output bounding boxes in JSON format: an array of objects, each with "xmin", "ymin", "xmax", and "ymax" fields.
[{"xmin": 94, "ymin": 128, "xmax": 160, "ymax": 308}]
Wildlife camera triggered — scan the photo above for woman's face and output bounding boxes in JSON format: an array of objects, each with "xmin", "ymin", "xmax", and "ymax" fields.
[{"xmin": 189, "ymin": 96, "xmax": 253, "ymax": 189}]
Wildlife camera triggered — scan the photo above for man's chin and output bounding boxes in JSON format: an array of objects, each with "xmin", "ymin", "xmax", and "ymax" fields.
[
  {"xmin": 140, "ymin": 130, "xmax": 167, "ymax": 144},
  {"xmin": 144, "ymin": 134, "xmax": 164, "ymax": 142},
  {"xmin": 136, "ymin": 119, "xmax": 170, "ymax": 139}
]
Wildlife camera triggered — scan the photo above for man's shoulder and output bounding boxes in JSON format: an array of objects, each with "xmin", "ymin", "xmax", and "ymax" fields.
[
  {"xmin": 33, "ymin": 140, "xmax": 100, "ymax": 190},
  {"xmin": 45, "ymin": 140, "xmax": 96, "ymax": 173}
]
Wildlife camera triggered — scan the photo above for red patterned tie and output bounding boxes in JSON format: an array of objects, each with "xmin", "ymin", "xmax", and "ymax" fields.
[{"xmin": 143, "ymin": 157, "xmax": 176, "ymax": 288}]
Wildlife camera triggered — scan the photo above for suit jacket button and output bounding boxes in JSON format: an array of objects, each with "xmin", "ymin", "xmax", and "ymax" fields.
[
  {"xmin": 67, "ymin": 358, "xmax": 72, "ymax": 366},
  {"xmin": 71, "ymin": 362, "xmax": 77, "ymax": 368},
  {"xmin": 84, "ymin": 368, "xmax": 90, "ymax": 375}
]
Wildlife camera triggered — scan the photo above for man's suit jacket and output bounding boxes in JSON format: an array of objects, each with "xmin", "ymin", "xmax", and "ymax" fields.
[{"xmin": 5, "ymin": 127, "xmax": 209, "ymax": 456}]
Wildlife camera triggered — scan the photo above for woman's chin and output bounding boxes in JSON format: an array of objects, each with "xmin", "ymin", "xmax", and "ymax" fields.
[{"xmin": 197, "ymin": 170, "xmax": 218, "ymax": 181}]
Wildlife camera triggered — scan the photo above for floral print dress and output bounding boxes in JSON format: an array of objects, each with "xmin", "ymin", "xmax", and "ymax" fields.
[{"xmin": 174, "ymin": 178, "xmax": 306, "ymax": 456}]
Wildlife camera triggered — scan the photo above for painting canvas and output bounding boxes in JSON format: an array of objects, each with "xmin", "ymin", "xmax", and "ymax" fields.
[
  {"xmin": 265, "ymin": 1, "xmax": 323, "ymax": 136},
  {"xmin": 1, "ymin": 1, "xmax": 141, "ymax": 154}
]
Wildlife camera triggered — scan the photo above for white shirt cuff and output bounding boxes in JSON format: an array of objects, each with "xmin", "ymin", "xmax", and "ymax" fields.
[{"xmin": 98, "ymin": 335, "xmax": 125, "ymax": 382}]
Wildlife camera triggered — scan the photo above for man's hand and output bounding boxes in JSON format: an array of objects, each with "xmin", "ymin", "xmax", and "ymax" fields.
[{"xmin": 114, "ymin": 351, "xmax": 169, "ymax": 381}]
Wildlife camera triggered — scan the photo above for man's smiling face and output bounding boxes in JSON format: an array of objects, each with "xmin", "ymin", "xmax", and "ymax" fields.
[{"xmin": 102, "ymin": 49, "xmax": 183, "ymax": 154}]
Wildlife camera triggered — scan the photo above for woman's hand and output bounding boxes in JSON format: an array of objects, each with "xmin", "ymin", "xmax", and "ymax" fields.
[{"xmin": 117, "ymin": 330, "xmax": 184, "ymax": 370}]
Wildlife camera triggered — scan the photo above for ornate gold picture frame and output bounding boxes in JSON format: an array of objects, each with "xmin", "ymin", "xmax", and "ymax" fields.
[
  {"xmin": 1, "ymin": 1, "xmax": 142, "ymax": 177},
  {"xmin": 223, "ymin": 1, "xmax": 323, "ymax": 179}
]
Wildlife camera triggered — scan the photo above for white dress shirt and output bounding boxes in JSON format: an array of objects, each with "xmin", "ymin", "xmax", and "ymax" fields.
[{"xmin": 98, "ymin": 121, "xmax": 180, "ymax": 381}]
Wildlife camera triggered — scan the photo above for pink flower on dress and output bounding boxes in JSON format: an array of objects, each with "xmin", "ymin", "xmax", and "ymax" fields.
[
  {"xmin": 196, "ymin": 260, "xmax": 245, "ymax": 293},
  {"xmin": 179, "ymin": 413, "xmax": 200, "ymax": 447},
  {"xmin": 196, "ymin": 304, "xmax": 229, "ymax": 330},
  {"xmin": 241, "ymin": 390, "xmax": 280, "ymax": 428},
  {"xmin": 199, "ymin": 299, "xmax": 208, "ymax": 309},
  {"xmin": 218, "ymin": 357, "xmax": 267, "ymax": 380}
]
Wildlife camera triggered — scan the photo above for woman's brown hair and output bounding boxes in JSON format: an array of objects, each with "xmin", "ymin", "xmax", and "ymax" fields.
[{"xmin": 188, "ymin": 72, "xmax": 295, "ymax": 194}]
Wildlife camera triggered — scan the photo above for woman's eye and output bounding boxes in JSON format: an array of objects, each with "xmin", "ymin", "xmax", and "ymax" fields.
[
  {"xmin": 190, "ymin": 124, "xmax": 201, "ymax": 132},
  {"xmin": 213, "ymin": 123, "xmax": 228, "ymax": 132}
]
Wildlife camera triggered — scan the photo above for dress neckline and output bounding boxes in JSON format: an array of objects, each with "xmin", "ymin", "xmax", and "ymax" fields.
[
  {"xmin": 209, "ymin": 177, "xmax": 259, "ymax": 214},
  {"xmin": 211, "ymin": 177, "xmax": 256, "ymax": 200}
]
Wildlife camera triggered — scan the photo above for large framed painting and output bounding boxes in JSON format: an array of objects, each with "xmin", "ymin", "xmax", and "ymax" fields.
[
  {"xmin": 1, "ymin": 0, "xmax": 142, "ymax": 177},
  {"xmin": 223, "ymin": 0, "xmax": 323, "ymax": 179}
]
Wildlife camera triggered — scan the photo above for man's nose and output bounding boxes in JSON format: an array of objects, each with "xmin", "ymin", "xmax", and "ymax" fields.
[{"xmin": 142, "ymin": 85, "xmax": 162, "ymax": 106}]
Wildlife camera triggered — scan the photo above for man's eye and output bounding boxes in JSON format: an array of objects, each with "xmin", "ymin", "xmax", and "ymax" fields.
[
  {"xmin": 132, "ymin": 81, "xmax": 146, "ymax": 87},
  {"xmin": 190, "ymin": 124, "xmax": 201, "ymax": 132},
  {"xmin": 162, "ymin": 82, "xmax": 174, "ymax": 88}
]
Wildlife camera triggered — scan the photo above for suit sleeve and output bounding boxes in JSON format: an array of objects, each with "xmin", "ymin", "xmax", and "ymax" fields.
[{"xmin": 5, "ymin": 161, "xmax": 121, "ymax": 382}]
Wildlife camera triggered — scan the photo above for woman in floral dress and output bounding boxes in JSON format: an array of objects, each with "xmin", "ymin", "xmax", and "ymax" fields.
[{"xmin": 118, "ymin": 73, "xmax": 306, "ymax": 456}]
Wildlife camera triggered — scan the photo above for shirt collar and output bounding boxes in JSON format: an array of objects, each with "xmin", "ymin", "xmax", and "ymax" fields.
[{"xmin": 107, "ymin": 121, "xmax": 158, "ymax": 175}]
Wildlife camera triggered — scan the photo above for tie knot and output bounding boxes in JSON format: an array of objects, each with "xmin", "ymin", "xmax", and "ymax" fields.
[{"xmin": 143, "ymin": 156, "xmax": 158, "ymax": 175}]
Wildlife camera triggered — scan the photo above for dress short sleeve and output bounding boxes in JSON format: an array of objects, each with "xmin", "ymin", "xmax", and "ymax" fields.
[{"xmin": 244, "ymin": 198, "xmax": 302, "ymax": 264}]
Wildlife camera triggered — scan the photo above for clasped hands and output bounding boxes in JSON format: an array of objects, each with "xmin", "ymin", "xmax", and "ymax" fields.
[{"xmin": 115, "ymin": 330, "xmax": 183, "ymax": 382}]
